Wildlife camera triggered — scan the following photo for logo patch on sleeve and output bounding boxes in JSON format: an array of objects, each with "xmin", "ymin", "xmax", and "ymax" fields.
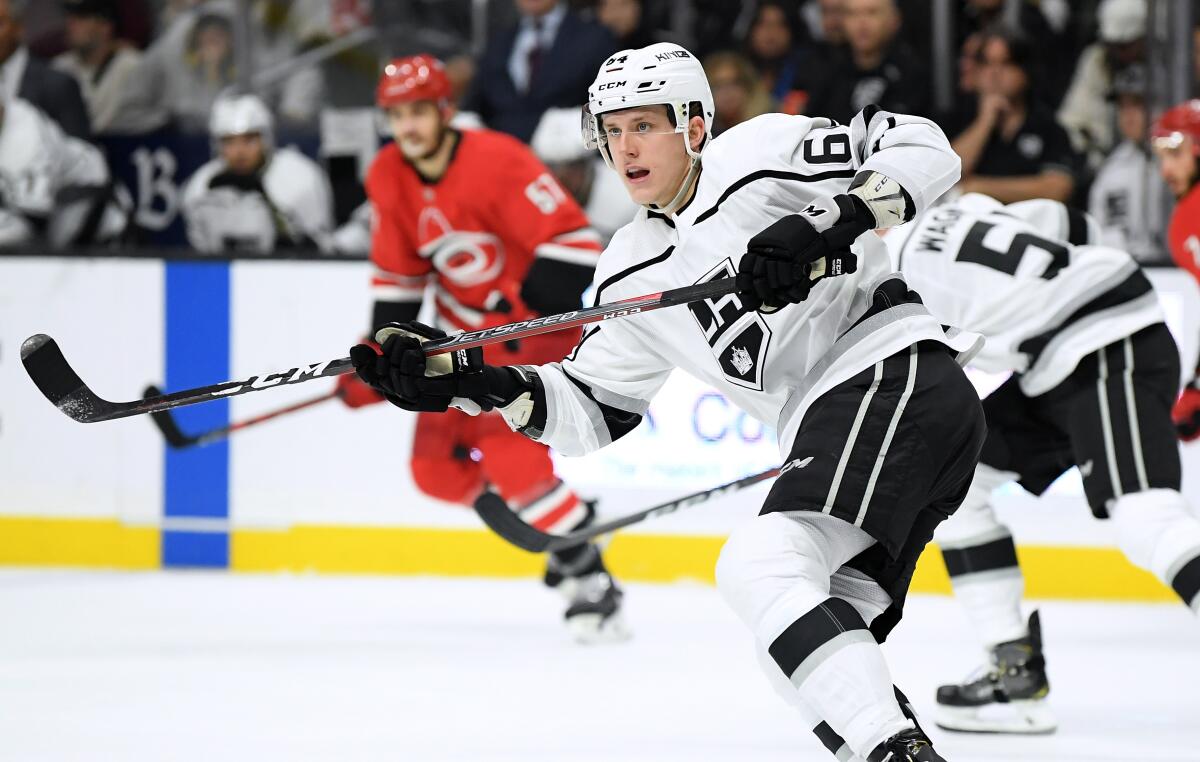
[{"xmin": 687, "ymin": 259, "xmax": 773, "ymax": 391}]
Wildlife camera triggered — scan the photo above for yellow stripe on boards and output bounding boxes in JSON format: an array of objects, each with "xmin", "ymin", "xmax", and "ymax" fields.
[
  {"xmin": 0, "ymin": 516, "xmax": 158, "ymax": 569},
  {"xmin": 0, "ymin": 516, "xmax": 1180, "ymax": 603}
]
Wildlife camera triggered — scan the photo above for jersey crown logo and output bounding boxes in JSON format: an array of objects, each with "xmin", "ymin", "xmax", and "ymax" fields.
[{"xmin": 730, "ymin": 346, "xmax": 753, "ymax": 375}]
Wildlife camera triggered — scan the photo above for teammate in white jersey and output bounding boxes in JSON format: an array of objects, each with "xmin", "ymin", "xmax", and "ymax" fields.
[
  {"xmin": 181, "ymin": 93, "xmax": 333, "ymax": 254},
  {"xmin": 0, "ymin": 96, "xmax": 127, "ymax": 247},
  {"xmin": 349, "ymin": 43, "xmax": 986, "ymax": 762},
  {"xmin": 885, "ymin": 193, "xmax": 1200, "ymax": 734}
]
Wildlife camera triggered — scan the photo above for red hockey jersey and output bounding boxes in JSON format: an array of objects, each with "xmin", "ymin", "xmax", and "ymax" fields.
[
  {"xmin": 1169, "ymin": 184, "xmax": 1200, "ymax": 283},
  {"xmin": 366, "ymin": 128, "xmax": 602, "ymax": 363}
]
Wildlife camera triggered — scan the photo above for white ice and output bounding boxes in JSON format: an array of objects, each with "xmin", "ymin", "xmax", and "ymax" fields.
[{"xmin": 0, "ymin": 571, "xmax": 1196, "ymax": 762}]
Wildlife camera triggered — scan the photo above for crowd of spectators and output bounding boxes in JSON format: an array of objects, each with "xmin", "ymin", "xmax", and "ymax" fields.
[{"xmin": 0, "ymin": 0, "xmax": 1194, "ymax": 262}]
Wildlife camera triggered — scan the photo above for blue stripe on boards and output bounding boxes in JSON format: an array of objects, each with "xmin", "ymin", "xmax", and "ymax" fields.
[{"xmin": 162, "ymin": 261, "xmax": 230, "ymax": 568}]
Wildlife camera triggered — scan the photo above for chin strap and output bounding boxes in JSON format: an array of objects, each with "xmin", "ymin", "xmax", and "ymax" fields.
[{"xmin": 647, "ymin": 155, "xmax": 702, "ymax": 217}]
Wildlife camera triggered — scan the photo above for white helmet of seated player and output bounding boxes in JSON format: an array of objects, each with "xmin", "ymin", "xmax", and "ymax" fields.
[
  {"xmin": 209, "ymin": 92, "xmax": 275, "ymax": 168},
  {"xmin": 582, "ymin": 42, "xmax": 715, "ymax": 215}
]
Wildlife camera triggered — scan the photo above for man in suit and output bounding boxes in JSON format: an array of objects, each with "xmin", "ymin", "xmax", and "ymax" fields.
[
  {"xmin": 0, "ymin": 0, "xmax": 90, "ymax": 139},
  {"xmin": 463, "ymin": 0, "xmax": 616, "ymax": 143}
]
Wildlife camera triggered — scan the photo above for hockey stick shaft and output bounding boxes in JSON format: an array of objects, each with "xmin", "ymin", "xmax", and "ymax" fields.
[
  {"xmin": 146, "ymin": 386, "xmax": 337, "ymax": 448},
  {"xmin": 21, "ymin": 277, "xmax": 742, "ymax": 424},
  {"xmin": 474, "ymin": 467, "xmax": 781, "ymax": 553}
]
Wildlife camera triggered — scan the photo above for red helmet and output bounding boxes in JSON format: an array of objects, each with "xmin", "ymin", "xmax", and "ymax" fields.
[
  {"xmin": 1152, "ymin": 99, "xmax": 1200, "ymax": 154},
  {"xmin": 376, "ymin": 54, "xmax": 452, "ymax": 109}
]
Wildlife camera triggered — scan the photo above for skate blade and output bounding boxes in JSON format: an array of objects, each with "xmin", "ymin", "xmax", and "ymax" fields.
[
  {"xmin": 566, "ymin": 612, "xmax": 632, "ymax": 645},
  {"xmin": 935, "ymin": 699, "xmax": 1057, "ymax": 734}
]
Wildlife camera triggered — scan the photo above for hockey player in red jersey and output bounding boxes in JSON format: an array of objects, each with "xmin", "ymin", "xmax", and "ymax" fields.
[
  {"xmin": 338, "ymin": 54, "xmax": 627, "ymax": 642},
  {"xmin": 1153, "ymin": 100, "xmax": 1200, "ymax": 441}
]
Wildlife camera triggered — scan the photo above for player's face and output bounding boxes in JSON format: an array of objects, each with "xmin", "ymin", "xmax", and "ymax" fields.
[
  {"xmin": 1155, "ymin": 138, "xmax": 1198, "ymax": 199},
  {"xmin": 547, "ymin": 159, "xmax": 592, "ymax": 206},
  {"xmin": 1116, "ymin": 95, "xmax": 1146, "ymax": 145},
  {"xmin": 219, "ymin": 133, "xmax": 266, "ymax": 175},
  {"xmin": 602, "ymin": 107, "xmax": 699, "ymax": 207},
  {"xmin": 385, "ymin": 101, "xmax": 446, "ymax": 160}
]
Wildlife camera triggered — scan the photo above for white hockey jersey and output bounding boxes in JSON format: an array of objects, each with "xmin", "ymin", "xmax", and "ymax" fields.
[
  {"xmin": 181, "ymin": 146, "xmax": 333, "ymax": 254},
  {"xmin": 884, "ymin": 193, "xmax": 1164, "ymax": 397},
  {"xmin": 1087, "ymin": 141, "xmax": 1171, "ymax": 264},
  {"xmin": 532, "ymin": 108, "xmax": 976, "ymax": 459},
  {"xmin": 0, "ymin": 98, "xmax": 124, "ymax": 246}
]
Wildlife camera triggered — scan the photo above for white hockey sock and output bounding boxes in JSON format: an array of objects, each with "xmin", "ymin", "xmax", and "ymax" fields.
[
  {"xmin": 754, "ymin": 647, "xmax": 868, "ymax": 762},
  {"xmin": 1111, "ymin": 489, "xmax": 1200, "ymax": 613},
  {"xmin": 717, "ymin": 512, "xmax": 912, "ymax": 758},
  {"xmin": 936, "ymin": 464, "xmax": 1028, "ymax": 646}
]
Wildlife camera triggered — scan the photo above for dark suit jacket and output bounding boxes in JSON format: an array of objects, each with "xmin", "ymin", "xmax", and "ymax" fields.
[
  {"xmin": 19, "ymin": 54, "xmax": 91, "ymax": 140},
  {"xmin": 465, "ymin": 12, "xmax": 616, "ymax": 143}
]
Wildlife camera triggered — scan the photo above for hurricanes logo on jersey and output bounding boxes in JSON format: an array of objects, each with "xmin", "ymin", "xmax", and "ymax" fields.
[
  {"xmin": 416, "ymin": 207, "xmax": 505, "ymax": 287},
  {"xmin": 687, "ymin": 259, "xmax": 772, "ymax": 391}
]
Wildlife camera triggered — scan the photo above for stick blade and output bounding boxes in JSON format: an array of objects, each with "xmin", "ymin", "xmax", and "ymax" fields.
[
  {"xmin": 142, "ymin": 385, "xmax": 197, "ymax": 448},
  {"xmin": 473, "ymin": 492, "xmax": 553, "ymax": 553},
  {"xmin": 20, "ymin": 334, "xmax": 111, "ymax": 423}
]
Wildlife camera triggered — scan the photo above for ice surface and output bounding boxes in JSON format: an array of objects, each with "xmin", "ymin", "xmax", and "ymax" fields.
[{"xmin": 0, "ymin": 571, "xmax": 1196, "ymax": 762}]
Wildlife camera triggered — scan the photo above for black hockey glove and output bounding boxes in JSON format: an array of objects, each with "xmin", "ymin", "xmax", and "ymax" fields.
[
  {"xmin": 349, "ymin": 322, "xmax": 546, "ymax": 428},
  {"xmin": 349, "ymin": 321, "xmax": 490, "ymax": 413},
  {"xmin": 736, "ymin": 195, "xmax": 868, "ymax": 312}
]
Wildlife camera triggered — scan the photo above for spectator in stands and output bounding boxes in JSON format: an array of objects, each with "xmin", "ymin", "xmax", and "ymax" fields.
[
  {"xmin": 800, "ymin": 0, "xmax": 846, "ymax": 47},
  {"xmin": 53, "ymin": 0, "xmax": 149, "ymax": 135},
  {"xmin": 124, "ymin": 6, "xmax": 236, "ymax": 133},
  {"xmin": 1088, "ymin": 64, "xmax": 1170, "ymax": 264},
  {"xmin": 951, "ymin": 26, "xmax": 1078, "ymax": 203},
  {"xmin": 181, "ymin": 93, "xmax": 333, "ymax": 254},
  {"xmin": 595, "ymin": 0, "xmax": 654, "ymax": 51},
  {"xmin": 0, "ymin": 0, "xmax": 89, "ymax": 138},
  {"xmin": 705, "ymin": 50, "xmax": 772, "ymax": 136},
  {"xmin": 1058, "ymin": 0, "xmax": 1146, "ymax": 169},
  {"xmin": 957, "ymin": 0, "xmax": 1067, "ymax": 104},
  {"xmin": 804, "ymin": 0, "xmax": 928, "ymax": 123},
  {"xmin": 745, "ymin": 0, "xmax": 810, "ymax": 115},
  {"xmin": 463, "ymin": 0, "xmax": 616, "ymax": 142},
  {"xmin": 0, "ymin": 91, "xmax": 127, "ymax": 248},
  {"xmin": 530, "ymin": 106, "xmax": 638, "ymax": 243}
]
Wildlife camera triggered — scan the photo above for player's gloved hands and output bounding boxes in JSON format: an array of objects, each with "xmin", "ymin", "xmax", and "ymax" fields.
[
  {"xmin": 736, "ymin": 198, "xmax": 863, "ymax": 312},
  {"xmin": 349, "ymin": 321, "xmax": 490, "ymax": 414},
  {"xmin": 1173, "ymin": 382, "xmax": 1200, "ymax": 441}
]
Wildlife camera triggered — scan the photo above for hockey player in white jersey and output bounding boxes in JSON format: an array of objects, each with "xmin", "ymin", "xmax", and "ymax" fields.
[
  {"xmin": 0, "ymin": 95, "xmax": 127, "ymax": 247},
  {"xmin": 181, "ymin": 93, "xmax": 333, "ymax": 254},
  {"xmin": 348, "ymin": 42, "xmax": 986, "ymax": 762},
  {"xmin": 531, "ymin": 107, "xmax": 640, "ymax": 244},
  {"xmin": 885, "ymin": 192, "xmax": 1200, "ymax": 734}
]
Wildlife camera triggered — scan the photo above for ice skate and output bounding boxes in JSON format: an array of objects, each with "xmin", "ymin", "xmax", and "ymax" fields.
[
  {"xmin": 545, "ymin": 543, "xmax": 630, "ymax": 644},
  {"xmin": 935, "ymin": 611, "xmax": 1056, "ymax": 734},
  {"xmin": 867, "ymin": 728, "xmax": 947, "ymax": 761}
]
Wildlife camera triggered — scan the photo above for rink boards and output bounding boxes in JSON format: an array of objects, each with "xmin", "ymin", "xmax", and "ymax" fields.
[{"xmin": 3, "ymin": 255, "xmax": 1200, "ymax": 602}]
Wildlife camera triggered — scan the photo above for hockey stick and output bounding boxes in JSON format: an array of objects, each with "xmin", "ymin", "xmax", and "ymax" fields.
[
  {"xmin": 22, "ymin": 259, "xmax": 827, "ymax": 424},
  {"xmin": 20, "ymin": 278, "xmax": 739, "ymax": 424},
  {"xmin": 474, "ymin": 467, "xmax": 781, "ymax": 553},
  {"xmin": 143, "ymin": 385, "xmax": 338, "ymax": 448}
]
